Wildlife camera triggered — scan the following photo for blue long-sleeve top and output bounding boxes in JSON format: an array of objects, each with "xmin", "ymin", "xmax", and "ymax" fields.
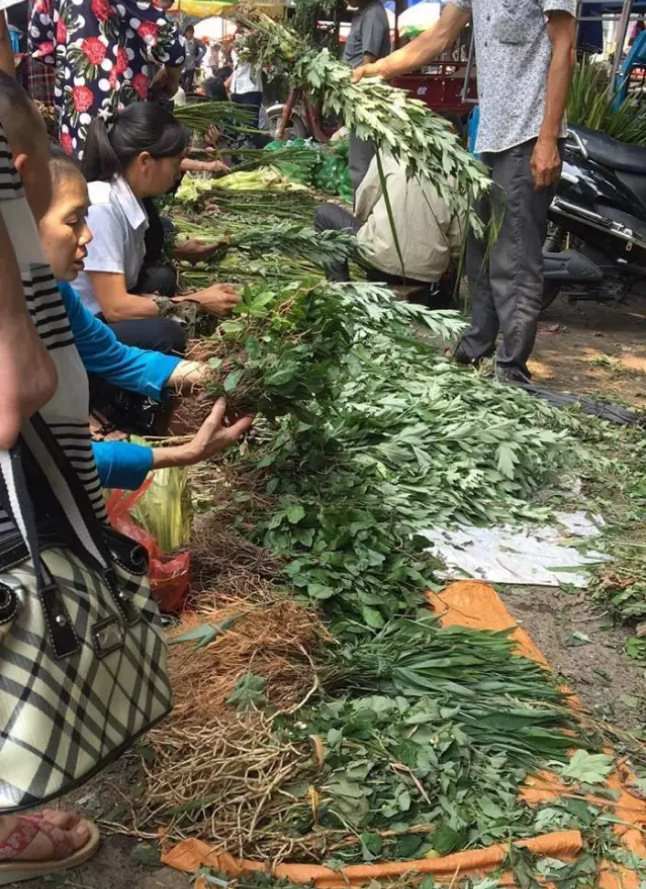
[{"xmin": 58, "ymin": 282, "xmax": 182, "ymax": 490}]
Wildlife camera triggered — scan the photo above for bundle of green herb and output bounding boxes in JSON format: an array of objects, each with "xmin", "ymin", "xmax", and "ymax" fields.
[
  {"xmin": 175, "ymin": 217, "xmax": 359, "ymax": 268},
  {"xmin": 233, "ymin": 4, "xmax": 491, "ymax": 234}
]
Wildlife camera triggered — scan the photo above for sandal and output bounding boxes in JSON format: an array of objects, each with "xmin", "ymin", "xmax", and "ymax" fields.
[{"xmin": 0, "ymin": 812, "xmax": 100, "ymax": 885}]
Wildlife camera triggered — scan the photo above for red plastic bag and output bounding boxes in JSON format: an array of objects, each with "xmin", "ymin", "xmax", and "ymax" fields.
[{"xmin": 106, "ymin": 478, "xmax": 191, "ymax": 613}]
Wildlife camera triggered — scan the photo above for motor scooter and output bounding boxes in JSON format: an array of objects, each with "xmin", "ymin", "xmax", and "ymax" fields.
[{"xmin": 542, "ymin": 124, "xmax": 646, "ymax": 310}]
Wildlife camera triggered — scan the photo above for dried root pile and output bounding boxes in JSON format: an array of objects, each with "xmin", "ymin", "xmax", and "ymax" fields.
[
  {"xmin": 130, "ymin": 591, "xmax": 330, "ymax": 856},
  {"xmin": 165, "ymin": 596, "xmax": 329, "ymax": 717},
  {"xmin": 138, "ymin": 712, "xmax": 312, "ymax": 859}
]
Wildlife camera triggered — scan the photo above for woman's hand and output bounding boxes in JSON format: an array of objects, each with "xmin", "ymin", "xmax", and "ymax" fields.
[
  {"xmin": 167, "ymin": 360, "xmax": 212, "ymax": 392},
  {"xmin": 174, "ymin": 237, "xmax": 229, "ymax": 264},
  {"xmin": 151, "ymin": 398, "xmax": 254, "ymax": 469},
  {"xmin": 183, "ymin": 283, "xmax": 241, "ymax": 317}
]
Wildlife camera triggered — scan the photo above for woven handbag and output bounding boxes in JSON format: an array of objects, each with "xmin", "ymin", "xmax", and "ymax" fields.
[{"xmin": 0, "ymin": 414, "xmax": 173, "ymax": 812}]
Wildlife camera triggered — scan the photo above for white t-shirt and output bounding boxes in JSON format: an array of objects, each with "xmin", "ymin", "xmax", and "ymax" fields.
[
  {"xmin": 73, "ymin": 177, "xmax": 149, "ymax": 316},
  {"xmin": 231, "ymin": 62, "xmax": 262, "ymax": 95}
]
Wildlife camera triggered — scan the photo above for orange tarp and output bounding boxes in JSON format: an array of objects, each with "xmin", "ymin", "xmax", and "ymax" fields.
[{"xmin": 162, "ymin": 581, "xmax": 646, "ymax": 888}]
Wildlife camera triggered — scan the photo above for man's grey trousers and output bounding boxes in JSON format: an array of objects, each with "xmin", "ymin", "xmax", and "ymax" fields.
[{"xmin": 458, "ymin": 138, "xmax": 559, "ymax": 377}]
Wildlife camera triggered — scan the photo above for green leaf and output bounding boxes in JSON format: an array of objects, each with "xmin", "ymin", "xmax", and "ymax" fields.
[
  {"xmin": 223, "ymin": 367, "xmax": 245, "ymax": 392},
  {"xmin": 359, "ymin": 832, "xmax": 382, "ymax": 860},
  {"xmin": 361, "ymin": 605, "xmax": 385, "ymax": 629},
  {"xmin": 286, "ymin": 504, "xmax": 305, "ymax": 524},
  {"xmin": 396, "ymin": 833, "xmax": 423, "ymax": 858},
  {"xmin": 169, "ymin": 617, "xmax": 240, "ymax": 651},
  {"xmin": 560, "ymin": 750, "xmax": 614, "ymax": 785},
  {"xmin": 307, "ymin": 583, "xmax": 336, "ymax": 600},
  {"xmin": 227, "ymin": 672, "xmax": 267, "ymax": 711},
  {"xmin": 430, "ymin": 824, "xmax": 462, "ymax": 856}
]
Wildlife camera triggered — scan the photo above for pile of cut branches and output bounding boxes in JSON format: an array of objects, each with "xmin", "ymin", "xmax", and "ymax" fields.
[{"xmin": 233, "ymin": 4, "xmax": 491, "ymax": 234}]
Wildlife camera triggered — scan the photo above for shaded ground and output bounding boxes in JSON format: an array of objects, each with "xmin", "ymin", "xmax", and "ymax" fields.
[
  {"xmin": 501, "ymin": 587, "xmax": 646, "ymax": 728},
  {"xmin": 15, "ymin": 291, "xmax": 646, "ymax": 889},
  {"xmin": 530, "ymin": 292, "xmax": 646, "ymax": 408}
]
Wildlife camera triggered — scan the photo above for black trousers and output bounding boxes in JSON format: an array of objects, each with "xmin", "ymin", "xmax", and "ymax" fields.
[
  {"xmin": 457, "ymin": 138, "xmax": 561, "ymax": 376},
  {"xmin": 231, "ymin": 91, "xmax": 262, "ymax": 131},
  {"xmin": 181, "ymin": 69, "xmax": 196, "ymax": 93},
  {"xmin": 90, "ymin": 261, "xmax": 186, "ymax": 436}
]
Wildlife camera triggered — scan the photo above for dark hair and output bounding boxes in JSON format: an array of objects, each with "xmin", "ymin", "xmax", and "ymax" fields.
[
  {"xmin": 202, "ymin": 76, "xmax": 227, "ymax": 102},
  {"xmin": 49, "ymin": 144, "xmax": 83, "ymax": 189},
  {"xmin": 184, "ymin": 24, "xmax": 194, "ymax": 35},
  {"xmin": 0, "ymin": 71, "xmax": 42, "ymax": 151},
  {"xmin": 81, "ymin": 102, "xmax": 190, "ymax": 182}
]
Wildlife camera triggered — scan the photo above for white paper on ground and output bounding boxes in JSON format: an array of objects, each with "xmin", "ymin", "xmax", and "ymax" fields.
[{"xmin": 421, "ymin": 512, "xmax": 607, "ymax": 588}]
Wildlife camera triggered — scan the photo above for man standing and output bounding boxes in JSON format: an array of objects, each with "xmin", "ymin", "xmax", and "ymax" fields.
[
  {"xmin": 354, "ymin": 0, "xmax": 576, "ymax": 383},
  {"xmin": 344, "ymin": 0, "xmax": 390, "ymax": 194}
]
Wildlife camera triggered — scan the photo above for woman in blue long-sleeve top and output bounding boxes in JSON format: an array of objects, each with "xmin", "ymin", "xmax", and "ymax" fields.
[{"xmin": 40, "ymin": 150, "xmax": 253, "ymax": 491}]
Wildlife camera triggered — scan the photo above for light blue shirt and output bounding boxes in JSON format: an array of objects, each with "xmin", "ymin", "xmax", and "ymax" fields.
[{"xmin": 58, "ymin": 281, "xmax": 182, "ymax": 490}]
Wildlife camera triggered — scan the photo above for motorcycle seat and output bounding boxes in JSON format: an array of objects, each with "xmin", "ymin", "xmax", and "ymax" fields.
[{"xmin": 570, "ymin": 125, "xmax": 646, "ymax": 176}]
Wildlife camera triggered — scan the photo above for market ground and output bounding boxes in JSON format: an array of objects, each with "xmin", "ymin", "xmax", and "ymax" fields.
[{"xmin": 17, "ymin": 293, "xmax": 646, "ymax": 889}]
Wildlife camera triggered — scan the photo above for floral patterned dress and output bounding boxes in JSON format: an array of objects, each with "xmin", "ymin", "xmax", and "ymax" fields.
[{"xmin": 28, "ymin": 0, "xmax": 185, "ymax": 157}]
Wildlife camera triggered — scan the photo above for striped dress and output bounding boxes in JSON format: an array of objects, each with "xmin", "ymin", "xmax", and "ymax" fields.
[{"xmin": 0, "ymin": 122, "xmax": 106, "ymax": 532}]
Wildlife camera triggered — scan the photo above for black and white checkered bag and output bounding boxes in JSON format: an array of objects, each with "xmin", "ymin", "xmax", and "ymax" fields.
[{"xmin": 0, "ymin": 414, "xmax": 173, "ymax": 812}]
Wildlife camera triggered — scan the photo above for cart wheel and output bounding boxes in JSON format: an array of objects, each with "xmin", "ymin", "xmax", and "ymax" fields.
[{"xmin": 266, "ymin": 106, "xmax": 308, "ymax": 141}]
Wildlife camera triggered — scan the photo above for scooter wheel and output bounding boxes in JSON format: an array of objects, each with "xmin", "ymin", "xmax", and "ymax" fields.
[{"xmin": 541, "ymin": 280, "xmax": 561, "ymax": 312}]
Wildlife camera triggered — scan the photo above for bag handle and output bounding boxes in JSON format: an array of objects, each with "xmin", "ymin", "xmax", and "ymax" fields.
[
  {"xmin": 0, "ymin": 414, "xmax": 141, "ymax": 637},
  {"xmin": 0, "ymin": 433, "xmax": 84, "ymax": 657},
  {"xmin": 20, "ymin": 414, "xmax": 112, "ymax": 572},
  {"xmin": 0, "ymin": 445, "xmax": 49, "ymax": 591}
]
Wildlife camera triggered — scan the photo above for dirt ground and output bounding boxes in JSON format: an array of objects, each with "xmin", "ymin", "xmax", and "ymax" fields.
[
  {"xmin": 14, "ymin": 292, "xmax": 646, "ymax": 889},
  {"xmin": 530, "ymin": 292, "xmax": 646, "ymax": 407}
]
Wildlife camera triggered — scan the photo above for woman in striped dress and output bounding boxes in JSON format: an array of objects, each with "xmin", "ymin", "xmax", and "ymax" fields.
[{"xmin": 0, "ymin": 98, "xmax": 101, "ymax": 882}]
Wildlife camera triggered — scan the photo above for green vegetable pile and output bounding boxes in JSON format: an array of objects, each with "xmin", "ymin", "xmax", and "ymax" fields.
[
  {"xmin": 234, "ymin": 4, "xmax": 491, "ymax": 234},
  {"xmin": 133, "ymin": 36, "xmax": 646, "ymax": 886},
  {"xmin": 264, "ymin": 137, "xmax": 354, "ymax": 202}
]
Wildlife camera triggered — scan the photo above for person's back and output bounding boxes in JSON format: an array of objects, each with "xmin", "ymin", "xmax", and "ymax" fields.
[
  {"xmin": 29, "ymin": 0, "xmax": 184, "ymax": 156},
  {"xmin": 355, "ymin": 153, "xmax": 462, "ymax": 282},
  {"xmin": 343, "ymin": 0, "xmax": 390, "ymax": 69}
]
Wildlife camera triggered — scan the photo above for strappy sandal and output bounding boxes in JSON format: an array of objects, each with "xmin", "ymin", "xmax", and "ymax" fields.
[{"xmin": 0, "ymin": 812, "xmax": 100, "ymax": 885}]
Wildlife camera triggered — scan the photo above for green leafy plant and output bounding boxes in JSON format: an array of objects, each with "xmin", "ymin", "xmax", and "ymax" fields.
[
  {"xmin": 227, "ymin": 672, "xmax": 268, "ymax": 710},
  {"xmin": 233, "ymin": 5, "xmax": 491, "ymax": 234},
  {"xmin": 567, "ymin": 61, "xmax": 646, "ymax": 144}
]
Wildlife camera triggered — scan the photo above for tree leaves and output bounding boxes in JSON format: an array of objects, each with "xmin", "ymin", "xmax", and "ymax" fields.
[
  {"xmin": 227, "ymin": 672, "xmax": 267, "ymax": 711},
  {"xmin": 560, "ymin": 750, "xmax": 614, "ymax": 784}
]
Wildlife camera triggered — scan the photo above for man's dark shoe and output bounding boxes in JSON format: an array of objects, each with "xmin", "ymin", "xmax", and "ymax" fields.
[{"xmin": 495, "ymin": 365, "xmax": 532, "ymax": 386}]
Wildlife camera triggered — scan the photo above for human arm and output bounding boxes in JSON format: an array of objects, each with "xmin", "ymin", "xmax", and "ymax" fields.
[
  {"xmin": 58, "ymin": 281, "xmax": 183, "ymax": 396},
  {"xmin": 353, "ymin": 3, "xmax": 470, "ymax": 80},
  {"xmin": 84, "ymin": 204, "xmax": 239, "ymax": 319},
  {"xmin": 151, "ymin": 63, "xmax": 182, "ymax": 98},
  {"xmin": 93, "ymin": 399, "xmax": 253, "ymax": 489},
  {"xmin": 531, "ymin": 7, "xmax": 576, "ymax": 189},
  {"xmin": 0, "ymin": 13, "xmax": 16, "ymax": 78},
  {"xmin": 174, "ymin": 236, "xmax": 228, "ymax": 263},
  {"xmin": 89, "ymin": 272, "xmax": 240, "ymax": 321},
  {"xmin": 0, "ymin": 213, "xmax": 56, "ymax": 448},
  {"xmin": 354, "ymin": 157, "xmax": 382, "ymax": 223},
  {"xmin": 359, "ymin": 6, "xmax": 388, "ymax": 65},
  {"xmin": 180, "ymin": 157, "xmax": 229, "ymax": 174}
]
